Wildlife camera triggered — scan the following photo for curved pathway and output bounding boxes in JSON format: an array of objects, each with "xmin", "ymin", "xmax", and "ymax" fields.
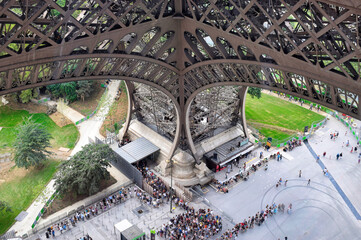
[{"xmin": 8, "ymin": 80, "xmax": 130, "ymax": 237}]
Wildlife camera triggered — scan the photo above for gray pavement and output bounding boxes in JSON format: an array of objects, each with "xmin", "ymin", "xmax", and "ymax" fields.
[
  {"xmin": 20, "ymin": 99, "xmax": 361, "ymax": 240},
  {"xmin": 26, "ymin": 186, "xmax": 234, "ymax": 240},
  {"xmin": 204, "ymin": 115, "xmax": 361, "ymax": 240}
]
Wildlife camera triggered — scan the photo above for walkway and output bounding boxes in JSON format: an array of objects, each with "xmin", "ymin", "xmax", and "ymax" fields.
[
  {"xmin": 9, "ymin": 80, "xmax": 129, "ymax": 237},
  {"xmin": 56, "ymin": 103, "xmax": 85, "ymax": 124},
  {"xmin": 304, "ymin": 140, "xmax": 361, "ymax": 220}
]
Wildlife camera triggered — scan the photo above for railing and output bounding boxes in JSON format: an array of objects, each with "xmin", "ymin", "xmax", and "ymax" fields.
[
  {"xmin": 330, "ymin": 110, "xmax": 361, "ymax": 145},
  {"xmin": 27, "ymin": 180, "xmax": 132, "ymax": 238}
]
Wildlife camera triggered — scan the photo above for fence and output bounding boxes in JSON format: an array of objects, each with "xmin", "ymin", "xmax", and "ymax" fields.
[
  {"xmin": 330, "ymin": 110, "xmax": 361, "ymax": 145},
  {"xmin": 254, "ymin": 117, "xmax": 327, "ymax": 148},
  {"xmin": 27, "ymin": 180, "xmax": 132, "ymax": 238},
  {"xmin": 37, "ymin": 97, "xmax": 51, "ymax": 104},
  {"xmin": 30, "ymin": 191, "xmax": 58, "ymax": 230}
]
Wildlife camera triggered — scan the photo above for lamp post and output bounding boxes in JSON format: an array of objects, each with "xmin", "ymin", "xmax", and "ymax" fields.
[{"xmin": 169, "ymin": 158, "xmax": 173, "ymax": 213}]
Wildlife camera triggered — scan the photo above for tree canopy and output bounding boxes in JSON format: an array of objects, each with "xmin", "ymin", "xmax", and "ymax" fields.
[
  {"xmin": 54, "ymin": 143, "xmax": 117, "ymax": 196},
  {"xmin": 247, "ymin": 87, "xmax": 262, "ymax": 99},
  {"xmin": 47, "ymin": 81, "xmax": 94, "ymax": 103},
  {"xmin": 76, "ymin": 80, "xmax": 94, "ymax": 101},
  {"xmin": 13, "ymin": 118, "xmax": 52, "ymax": 169}
]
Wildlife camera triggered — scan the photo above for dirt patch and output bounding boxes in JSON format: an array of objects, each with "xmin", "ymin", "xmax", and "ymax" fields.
[
  {"xmin": 50, "ymin": 148, "xmax": 72, "ymax": 160},
  {"xmin": 0, "ymin": 148, "xmax": 69, "ymax": 185},
  {"xmin": 100, "ymin": 90, "xmax": 128, "ymax": 137},
  {"xmin": 5, "ymin": 98, "xmax": 47, "ymax": 114},
  {"xmin": 248, "ymin": 121, "xmax": 300, "ymax": 135},
  {"xmin": 0, "ymin": 161, "xmax": 28, "ymax": 184},
  {"xmin": 69, "ymin": 82, "xmax": 106, "ymax": 116},
  {"xmin": 42, "ymin": 176, "xmax": 117, "ymax": 218},
  {"xmin": 49, "ymin": 112, "xmax": 73, "ymax": 127}
]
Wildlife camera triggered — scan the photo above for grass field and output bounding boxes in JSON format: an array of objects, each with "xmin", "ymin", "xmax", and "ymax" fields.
[
  {"xmin": 0, "ymin": 106, "xmax": 79, "ymax": 149},
  {"xmin": 0, "ymin": 159, "xmax": 60, "ymax": 234},
  {"xmin": 245, "ymin": 93, "xmax": 325, "ymax": 141}
]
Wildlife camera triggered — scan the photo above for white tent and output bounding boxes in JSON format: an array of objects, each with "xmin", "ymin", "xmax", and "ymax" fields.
[{"xmin": 114, "ymin": 219, "xmax": 132, "ymax": 239}]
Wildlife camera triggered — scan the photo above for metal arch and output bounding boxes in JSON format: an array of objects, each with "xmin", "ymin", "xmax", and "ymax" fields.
[
  {"xmin": 183, "ymin": 80, "xmax": 357, "ymax": 160},
  {"xmin": 183, "ymin": 62, "xmax": 360, "ymax": 119},
  {"xmin": 0, "ymin": 0, "xmax": 361, "ymax": 164}
]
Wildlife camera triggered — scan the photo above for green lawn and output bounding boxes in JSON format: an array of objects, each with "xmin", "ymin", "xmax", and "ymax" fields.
[
  {"xmin": 0, "ymin": 160, "xmax": 60, "ymax": 234},
  {"xmin": 257, "ymin": 128, "xmax": 294, "ymax": 142},
  {"xmin": 245, "ymin": 93, "xmax": 325, "ymax": 141},
  {"xmin": 0, "ymin": 106, "xmax": 79, "ymax": 149}
]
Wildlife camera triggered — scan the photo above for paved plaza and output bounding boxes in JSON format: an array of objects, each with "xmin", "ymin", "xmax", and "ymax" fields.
[{"xmin": 22, "ymin": 113, "xmax": 361, "ymax": 240}]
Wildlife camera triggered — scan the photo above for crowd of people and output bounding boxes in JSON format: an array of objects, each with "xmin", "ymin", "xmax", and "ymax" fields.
[
  {"xmin": 136, "ymin": 165, "xmax": 187, "ymax": 209},
  {"xmin": 217, "ymin": 203, "xmax": 288, "ymax": 240},
  {"xmin": 157, "ymin": 208, "xmax": 222, "ymax": 239},
  {"xmin": 43, "ymin": 186, "xmax": 133, "ymax": 238},
  {"xmin": 212, "ymin": 158, "xmax": 269, "ymax": 194},
  {"xmin": 283, "ymin": 139, "xmax": 302, "ymax": 152}
]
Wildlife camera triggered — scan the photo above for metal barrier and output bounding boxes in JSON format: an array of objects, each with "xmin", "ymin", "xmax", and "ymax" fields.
[
  {"xmin": 27, "ymin": 181, "xmax": 132, "ymax": 238},
  {"xmin": 331, "ymin": 111, "xmax": 361, "ymax": 144}
]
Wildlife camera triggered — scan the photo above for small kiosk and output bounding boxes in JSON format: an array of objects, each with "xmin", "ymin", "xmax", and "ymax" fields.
[{"xmin": 114, "ymin": 219, "xmax": 145, "ymax": 240}]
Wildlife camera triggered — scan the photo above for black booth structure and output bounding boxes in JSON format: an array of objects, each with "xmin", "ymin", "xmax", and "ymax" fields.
[{"xmin": 204, "ymin": 137, "xmax": 254, "ymax": 172}]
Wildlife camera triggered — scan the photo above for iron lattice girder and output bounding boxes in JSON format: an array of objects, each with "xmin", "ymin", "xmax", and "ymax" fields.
[
  {"xmin": 0, "ymin": 0, "xmax": 360, "ymax": 119},
  {"xmin": 189, "ymin": 86, "xmax": 244, "ymax": 143},
  {"xmin": 132, "ymin": 82, "xmax": 177, "ymax": 141}
]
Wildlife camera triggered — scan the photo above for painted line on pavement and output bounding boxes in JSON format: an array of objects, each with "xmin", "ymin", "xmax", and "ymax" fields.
[
  {"xmin": 304, "ymin": 140, "xmax": 361, "ymax": 220},
  {"xmin": 246, "ymin": 157, "xmax": 257, "ymax": 164}
]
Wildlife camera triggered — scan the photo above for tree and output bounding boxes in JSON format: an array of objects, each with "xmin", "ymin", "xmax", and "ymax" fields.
[
  {"xmin": 19, "ymin": 89, "xmax": 33, "ymax": 103},
  {"xmin": 47, "ymin": 82, "xmax": 77, "ymax": 102},
  {"xmin": 13, "ymin": 118, "xmax": 52, "ymax": 169},
  {"xmin": 0, "ymin": 200, "xmax": 12, "ymax": 212},
  {"xmin": 54, "ymin": 143, "xmax": 117, "ymax": 196},
  {"xmin": 47, "ymin": 84, "xmax": 62, "ymax": 98},
  {"xmin": 76, "ymin": 80, "xmax": 93, "ymax": 101},
  {"xmin": 247, "ymin": 87, "xmax": 262, "ymax": 99},
  {"xmin": 59, "ymin": 82, "xmax": 77, "ymax": 102}
]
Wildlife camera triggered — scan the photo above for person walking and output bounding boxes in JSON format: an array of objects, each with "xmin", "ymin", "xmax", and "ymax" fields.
[
  {"xmin": 307, "ymin": 179, "xmax": 311, "ymax": 186},
  {"xmin": 284, "ymin": 180, "xmax": 288, "ymax": 187},
  {"xmin": 299, "ymin": 170, "xmax": 302, "ymax": 178},
  {"xmin": 323, "ymin": 152, "xmax": 326, "ymax": 157}
]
